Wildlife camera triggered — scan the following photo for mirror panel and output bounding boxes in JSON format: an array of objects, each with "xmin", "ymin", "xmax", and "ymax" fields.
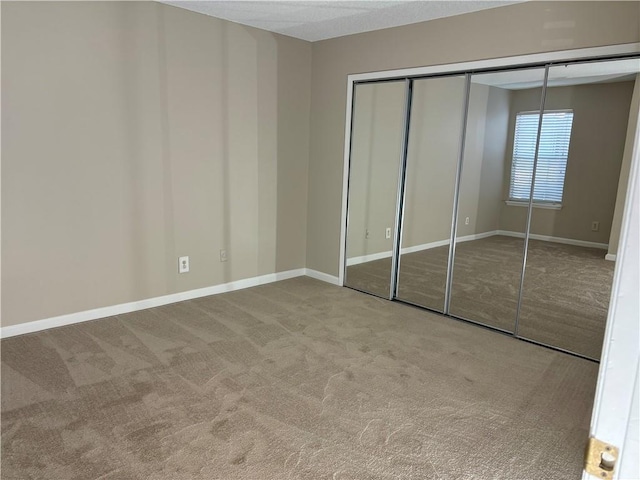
[
  {"xmin": 395, "ymin": 75, "xmax": 467, "ymax": 312},
  {"xmin": 342, "ymin": 57, "xmax": 639, "ymax": 361},
  {"xmin": 449, "ymin": 68, "xmax": 546, "ymax": 331},
  {"xmin": 518, "ymin": 59, "xmax": 640, "ymax": 359},
  {"xmin": 344, "ymin": 81, "xmax": 407, "ymax": 298}
]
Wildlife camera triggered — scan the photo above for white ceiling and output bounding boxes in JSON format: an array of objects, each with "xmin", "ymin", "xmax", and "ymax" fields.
[{"xmin": 160, "ymin": 0, "xmax": 523, "ymax": 42}]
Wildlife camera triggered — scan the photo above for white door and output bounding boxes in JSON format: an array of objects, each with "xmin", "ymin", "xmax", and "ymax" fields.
[{"xmin": 584, "ymin": 93, "xmax": 640, "ymax": 480}]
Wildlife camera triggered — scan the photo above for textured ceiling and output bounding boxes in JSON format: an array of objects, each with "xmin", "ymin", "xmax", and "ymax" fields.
[{"xmin": 160, "ymin": 0, "xmax": 523, "ymax": 42}]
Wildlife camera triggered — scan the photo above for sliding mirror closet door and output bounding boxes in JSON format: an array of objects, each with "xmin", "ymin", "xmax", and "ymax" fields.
[
  {"xmin": 517, "ymin": 59, "xmax": 640, "ymax": 359},
  {"xmin": 449, "ymin": 67, "xmax": 546, "ymax": 331},
  {"xmin": 345, "ymin": 80, "xmax": 407, "ymax": 298},
  {"xmin": 396, "ymin": 75, "xmax": 467, "ymax": 312}
]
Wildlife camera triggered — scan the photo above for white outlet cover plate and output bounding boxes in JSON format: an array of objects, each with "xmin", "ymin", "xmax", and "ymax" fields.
[{"xmin": 178, "ymin": 256, "xmax": 190, "ymax": 273}]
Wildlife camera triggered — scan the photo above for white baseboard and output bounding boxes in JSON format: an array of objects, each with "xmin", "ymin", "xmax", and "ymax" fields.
[
  {"xmin": 0, "ymin": 268, "xmax": 345, "ymax": 339},
  {"xmin": 304, "ymin": 268, "xmax": 341, "ymax": 286},
  {"xmin": 1, "ymin": 268, "xmax": 315, "ymax": 339},
  {"xmin": 402, "ymin": 230, "xmax": 499, "ymax": 254},
  {"xmin": 346, "ymin": 250, "xmax": 392, "ymax": 267},
  {"xmin": 345, "ymin": 230, "xmax": 609, "ymax": 269},
  {"xmin": 497, "ymin": 230, "xmax": 608, "ymax": 250},
  {"xmin": 346, "ymin": 231, "xmax": 499, "ymax": 266},
  {"xmin": 605, "ymin": 254, "xmax": 617, "ymax": 261},
  {"xmin": 399, "ymin": 238, "xmax": 451, "ymax": 255}
]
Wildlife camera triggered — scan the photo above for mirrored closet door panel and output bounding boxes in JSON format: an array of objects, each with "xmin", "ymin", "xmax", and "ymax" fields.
[
  {"xmin": 517, "ymin": 59, "xmax": 640, "ymax": 359},
  {"xmin": 449, "ymin": 67, "xmax": 546, "ymax": 331},
  {"xmin": 345, "ymin": 80, "xmax": 407, "ymax": 298},
  {"xmin": 395, "ymin": 75, "xmax": 467, "ymax": 312}
]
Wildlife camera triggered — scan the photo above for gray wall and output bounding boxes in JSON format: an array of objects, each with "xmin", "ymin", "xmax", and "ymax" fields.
[
  {"xmin": 499, "ymin": 81, "xmax": 636, "ymax": 244},
  {"xmin": 401, "ymin": 77, "xmax": 466, "ymax": 249},
  {"xmin": 346, "ymin": 82, "xmax": 405, "ymax": 259},
  {"xmin": 307, "ymin": 1, "xmax": 640, "ymax": 276},
  {"xmin": 457, "ymin": 84, "xmax": 511, "ymax": 239},
  {"xmin": 1, "ymin": 2, "xmax": 312, "ymax": 326}
]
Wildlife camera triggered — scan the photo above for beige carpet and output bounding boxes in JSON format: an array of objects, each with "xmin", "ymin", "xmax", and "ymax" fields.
[
  {"xmin": 2, "ymin": 277, "xmax": 598, "ymax": 479},
  {"xmin": 347, "ymin": 235, "xmax": 613, "ymax": 359}
]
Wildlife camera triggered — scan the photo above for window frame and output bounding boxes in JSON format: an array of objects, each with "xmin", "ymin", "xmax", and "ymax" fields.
[{"xmin": 508, "ymin": 109, "xmax": 574, "ymax": 208}]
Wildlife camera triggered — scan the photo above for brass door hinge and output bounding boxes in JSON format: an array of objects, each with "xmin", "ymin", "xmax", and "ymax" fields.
[{"xmin": 585, "ymin": 437, "xmax": 619, "ymax": 478}]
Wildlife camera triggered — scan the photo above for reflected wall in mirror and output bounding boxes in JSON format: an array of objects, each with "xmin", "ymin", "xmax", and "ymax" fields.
[
  {"xmin": 396, "ymin": 76, "xmax": 466, "ymax": 312},
  {"xmin": 449, "ymin": 68, "xmax": 545, "ymax": 331},
  {"xmin": 345, "ymin": 81, "xmax": 406, "ymax": 298},
  {"xmin": 517, "ymin": 59, "xmax": 640, "ymax": 359}
]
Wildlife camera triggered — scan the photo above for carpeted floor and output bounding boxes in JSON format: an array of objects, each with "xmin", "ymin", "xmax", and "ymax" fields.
[
  {"xmin": 2, "ymin": 277, "xmax": 598, "ymax": 479},
  {"xmin": 346, "ymin": 235, "xmax": 613, "ymax": 359}
]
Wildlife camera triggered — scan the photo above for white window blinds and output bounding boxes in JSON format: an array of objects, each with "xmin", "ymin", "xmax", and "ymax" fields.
[{"xmin": 510, "ymin": 110, "xmax": 574, "ymax": 204}]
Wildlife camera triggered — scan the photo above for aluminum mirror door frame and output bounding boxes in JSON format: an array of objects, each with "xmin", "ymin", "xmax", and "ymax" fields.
[
  {"xmin": 343, "ymin": 79, "xmax": 412, "ymax": 299},
  {"xmin": 513, "ymin": 66, "xmax": 551, "ymax": 336},
  {"xmin": 394, "ymin": 74, "xmax": 470, "ymax": 312},
  {"xmin": 390, "ymin": 78, "xmax": 414, "ymax": 300},
  {"xmin": 446, "ymin": 67, "xmax": 547, "ymax": 332}
]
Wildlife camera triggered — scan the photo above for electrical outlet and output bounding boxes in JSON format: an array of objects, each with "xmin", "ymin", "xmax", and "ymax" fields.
[
  {"xmin": 220, "ymin": 249, "xmax": 228, "ymax": 262},
  {"xmin": 465, "ymin": 217, "xmax": 470, "ymax": 225},
  {"xmin": 385, "ymin": 227, "xmax": 392, "ymax": 239},
  {"xmin": 365, "ymin": 229, "xmax": 370, "ymax": 239},
  {"xmin": 178, "ymin": 256, "xmax": 189, "ymax": 273},
  {"xmin": 591, "ymin": 221, "xmax": 600, "ymax": 232}
]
